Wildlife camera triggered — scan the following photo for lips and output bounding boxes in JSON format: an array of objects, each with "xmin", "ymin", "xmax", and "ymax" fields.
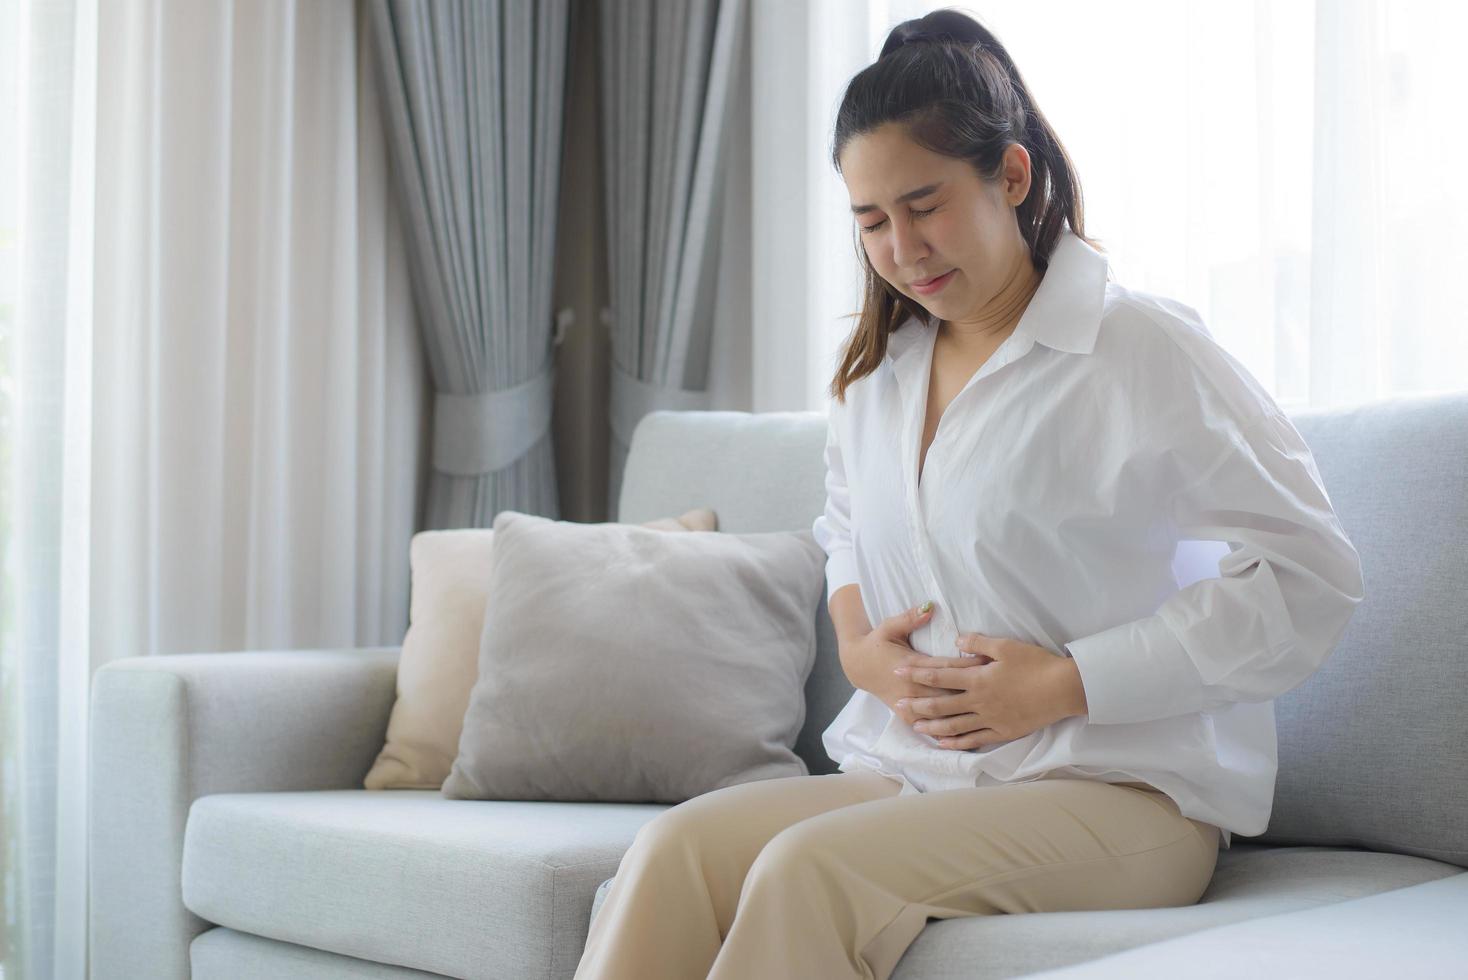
[{"xmin": 910, "ymin": 269, "xmax": 957, "ymax": 295}]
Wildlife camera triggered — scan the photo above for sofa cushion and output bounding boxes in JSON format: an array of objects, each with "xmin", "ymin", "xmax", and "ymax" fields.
[
  {"xmin": 1013, "ymin": 869, "xmax": 1468, "ymax": 978},
  {"xmin": 888, "ymin": 844, "xmax": 1466, "ymax": 979},
  {"xmin": 365, "ymin": 508, "xmax": 718, "ymax": 791},
  {"xmin": 181, "ymin": 790, "xmax": 669, "ymax": 980},
  {"xmin": 442, "ymin": 510, "xmax": 828, "ymax": 803},
  {"xmin": 1262, "ymin": 392, "xmax": 1468, "ymax": 866}
]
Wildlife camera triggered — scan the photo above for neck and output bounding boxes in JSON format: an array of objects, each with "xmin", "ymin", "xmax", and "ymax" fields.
[{"xmin": 940, "ymin": 251, "xmax": 1042, "ymax": 353}]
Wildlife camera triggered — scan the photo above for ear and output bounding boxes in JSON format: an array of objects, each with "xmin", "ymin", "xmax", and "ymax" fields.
[{"xmin": 1002, "ymin": 142, "xmax": 1031, "ymax": 206}]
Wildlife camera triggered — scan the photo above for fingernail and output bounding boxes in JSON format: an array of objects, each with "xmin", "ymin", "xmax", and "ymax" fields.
[
  {"xmin": 896, "ymin": 698, "xmax": 911, "ymax": 706},
  {"xmin": 918, "ymin": 600, "xmax": 933, "ymax": 614}
]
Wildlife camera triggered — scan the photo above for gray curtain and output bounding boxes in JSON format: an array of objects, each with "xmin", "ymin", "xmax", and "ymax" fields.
[
  {"xmin": 367, "ymin": 0, "xmax": 572, "ymax": 530},
  {"xmin": 599, "ymin": 0, "xmax": 746, "ymax": 515}
]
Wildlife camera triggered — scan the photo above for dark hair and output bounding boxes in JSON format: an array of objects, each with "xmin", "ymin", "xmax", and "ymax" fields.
[{"xmin": 827, "ymin": 7, "xmax": 1104, "ymax": 403}]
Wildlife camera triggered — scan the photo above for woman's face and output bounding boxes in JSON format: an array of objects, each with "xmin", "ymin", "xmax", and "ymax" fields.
[{"xmin": 841, "ymin": 123, "xmax": 1033, "ymax": 322}]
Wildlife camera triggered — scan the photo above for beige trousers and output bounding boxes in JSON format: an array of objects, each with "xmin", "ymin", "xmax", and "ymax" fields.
[{"xmin": 572, "ymin": 771, "xmax": 1220, "ymax": 980}]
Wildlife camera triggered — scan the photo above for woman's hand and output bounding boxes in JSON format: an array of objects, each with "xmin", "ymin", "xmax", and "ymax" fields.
[
  {"xmin": 837, "ymin": 603, "xmax": 985, "ymax": 728},
  {"xmin": 892, "ymin": 633, "xmax": 1086, "ymax": 749}
]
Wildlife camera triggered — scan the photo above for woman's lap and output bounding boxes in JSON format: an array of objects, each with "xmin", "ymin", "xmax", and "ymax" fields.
[
  {"xmin": 762, "ymin": 777, "xmax": 1218, "ymax": 914},
  {"xmin": 635, "ymin": 770, "xmax": 1219, "ymax": 917}
]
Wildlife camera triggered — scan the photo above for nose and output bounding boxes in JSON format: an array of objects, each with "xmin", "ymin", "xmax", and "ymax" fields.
[{"xmin": 890, "ymin": 222, "xmax": 929, "ymax": 275}]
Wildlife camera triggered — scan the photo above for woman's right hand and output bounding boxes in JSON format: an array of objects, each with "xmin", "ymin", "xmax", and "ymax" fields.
[{"xmin": 839, "ymin": 603, "xmax": 975, "ymax": 727}]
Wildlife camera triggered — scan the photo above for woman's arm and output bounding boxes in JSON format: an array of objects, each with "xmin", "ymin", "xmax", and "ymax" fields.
[
  {"xmin": 1066, "ymin": 406, "xmax": 1364, "ymax": 726},
  {"xmin": 812, "ymin": 409, "xmax": 881, "ymax": 689},
  {"xmin": 812, "ymin": 407, "xmax": 867, "ymax": 649},
  {"xmin": 829, "ymin": 582, "xmax": 872, "ymax": 649}
]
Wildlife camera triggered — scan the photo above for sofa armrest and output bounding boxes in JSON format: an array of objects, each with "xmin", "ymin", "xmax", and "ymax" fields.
[
  {"xmin": 1017, "ymin": 869, "xmax": 1468, "ymax": 978},
  {"xmin": 88, "ymin": 647, "xmax": 400, "ymax": 980}
]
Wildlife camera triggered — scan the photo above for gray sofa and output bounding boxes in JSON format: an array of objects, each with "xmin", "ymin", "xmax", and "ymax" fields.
[{"xmin": 90, "ymin": 394, "xmax": 1468, "ymax": 979}]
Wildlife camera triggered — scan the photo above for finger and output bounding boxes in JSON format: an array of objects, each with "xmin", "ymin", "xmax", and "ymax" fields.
[
  {"xmin": 903, "ymin": 653, "xmax": 982, "ymax": 668},
  {"xmin": 909, "ymin": 712, "xmax": 985, "ymax": 737},
  {"xmin": 896, "ymin": 665, "xmax": 976, "ymax": 689},
  {"xmin": 935, "ymin": 729, "xmax": 1001, "ymax": 750},
  {"xmin": 895, "ymin": 692, "xmax": 969, "ymax": 717},
  {"xmin": 906, "ymin": 679, "xmax": 965, "ymax": 696},
  {"xmin": 882, "ymin": 601, "xmax": 934, "ymax": 640},
  {"xmin": 954, "ymin": 633, "xmax": 1003, "ymax": 655}
]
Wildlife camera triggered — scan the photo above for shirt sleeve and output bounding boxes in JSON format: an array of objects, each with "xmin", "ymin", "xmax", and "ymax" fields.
[
  {"xmin": 812, "ymin": 408, "xmax": 862, "ymax": 605},
  {"xmin": 1065, "ymin": 407, "xmax": 1366, "ymax": 726}
]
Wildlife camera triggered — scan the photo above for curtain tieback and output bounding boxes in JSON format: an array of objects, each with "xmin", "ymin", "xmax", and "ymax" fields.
[
  {"xmin": 432, "ymin": 363, "xmax": 555, "ymax": 477},
  {"xmin": 610, "ymin": 361, "xmax": 711, "ymax": 449}
]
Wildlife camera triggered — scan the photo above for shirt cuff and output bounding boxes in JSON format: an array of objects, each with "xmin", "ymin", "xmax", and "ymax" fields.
[
  {"xmin": 1065, "ymin": 613, "xmax": 1208, "ymax": 725},
  {"xmin": 824, "ymin": 549, "xmax": 861, "ymax": 605}
]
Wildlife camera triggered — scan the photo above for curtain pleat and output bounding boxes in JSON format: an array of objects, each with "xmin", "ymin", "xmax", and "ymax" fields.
[
  {"xmin": 598, "ymin": 0, "xmax": 746, "ymax": 515},
  {"xmin": 367, "ymin": 0, "xmax": 572, "ymax": 530}
]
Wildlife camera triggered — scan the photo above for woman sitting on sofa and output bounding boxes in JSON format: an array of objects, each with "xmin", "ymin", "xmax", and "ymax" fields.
[{"xmin": 575, "ymin": 9, "xmax": 1364, "ymax": 980}]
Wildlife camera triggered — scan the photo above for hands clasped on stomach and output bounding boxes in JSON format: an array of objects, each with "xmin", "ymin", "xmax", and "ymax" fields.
[{"xmin": 839, "ymin": 602, "xmax": 1082, "ymax": 751}]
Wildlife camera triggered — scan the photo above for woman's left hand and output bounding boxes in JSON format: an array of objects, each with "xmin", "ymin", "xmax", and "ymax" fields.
[{"xmin": 892, "ymin": 633, "xmax": 1081, "ymax": 750}]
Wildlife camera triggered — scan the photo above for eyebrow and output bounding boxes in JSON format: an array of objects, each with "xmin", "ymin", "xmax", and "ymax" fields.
[{"xmin": 850, "ymin": 182, "xmax": 944, "ymax": 215}]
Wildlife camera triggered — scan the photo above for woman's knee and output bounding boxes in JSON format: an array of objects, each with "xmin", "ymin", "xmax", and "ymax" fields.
[
  {"xmin": 743, "ymin": 820, "xmax": 831, "ymax": 890},
  {"xmin": 629, "ymin": 797, "xmax": 730, "ymax": 861}
]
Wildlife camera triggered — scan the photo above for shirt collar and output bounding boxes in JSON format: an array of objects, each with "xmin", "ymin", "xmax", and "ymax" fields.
[{"xmin": 884, "ymin": 227, "xmax": 1110, "ymax": 369}]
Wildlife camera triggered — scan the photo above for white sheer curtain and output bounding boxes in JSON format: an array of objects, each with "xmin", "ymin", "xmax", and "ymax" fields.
[
  {"xmin": 0, "ymin": 1, "xmax": 430, "ymax": 977},
  {"xmin": 748, "ymin": 0, "xmax": 1468, "ymax": 412}
]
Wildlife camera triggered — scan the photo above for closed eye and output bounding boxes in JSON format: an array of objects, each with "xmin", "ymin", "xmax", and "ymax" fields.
[{"xmin": 861, "ymin": 207, "xmax": 936, "ymax": 234}]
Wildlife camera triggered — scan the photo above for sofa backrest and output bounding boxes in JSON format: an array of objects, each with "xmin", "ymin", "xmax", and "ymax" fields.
[
  {"xmin": 617, "ymin": 394, "xmax": 1468, "ymax": 866},
  {"xmin": 1256, "ymin": 391, "xmax": 1467, "ymax": 866}
]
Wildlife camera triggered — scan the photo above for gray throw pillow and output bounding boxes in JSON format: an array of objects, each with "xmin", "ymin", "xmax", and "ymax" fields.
[
  {"xmin": 442, "ymin": 510, "xmax": 829, "ymax": 803},
  {"xmin": 363, "ymin": 508, "xmax": 718, "ymax": 791}
]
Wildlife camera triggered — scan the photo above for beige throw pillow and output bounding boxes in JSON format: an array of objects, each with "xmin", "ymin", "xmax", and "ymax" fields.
[
  {"xmin": 441, "ymin": 510, "xmax": 828, "ymax": 803},
  {"xmin": 364, "ymin": 507, "xmax": 718, "ymax": 790}
]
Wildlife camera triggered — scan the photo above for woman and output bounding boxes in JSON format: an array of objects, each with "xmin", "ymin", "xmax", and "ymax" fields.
[{"xmin": 574, "ymin": 10, "xmax": 1364, "ymax": 980}]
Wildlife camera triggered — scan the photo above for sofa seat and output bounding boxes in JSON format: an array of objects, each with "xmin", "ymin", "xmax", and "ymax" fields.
[
  {"xmin": 181, "ymin": 789, "xmax": 669, "ymax": 980},
  {"xmin": 1015, "ymin": 870, "xmax": 1468, "ymax": 978},
  {"xmin": 858, "ymin": 843, "xmax": 1465, "ymax": 979},
  {"xmin": 180, "ymin": 789, "xmax": 1466, "ymax": 980}
]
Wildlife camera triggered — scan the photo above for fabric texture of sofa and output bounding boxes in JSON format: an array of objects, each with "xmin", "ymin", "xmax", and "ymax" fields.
[{"xmin": 89, "ymin": 393, "xmax": 1468, "ymax": 979}]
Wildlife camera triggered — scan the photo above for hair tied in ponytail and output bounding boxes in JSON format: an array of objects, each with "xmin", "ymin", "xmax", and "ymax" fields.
[
  {"xmin": 881, "ymin": 29, "xmax": 934, "ymax": 57},
  {"xmin": 880, "ymin": 12, "xmax": 987, "ymax": 58}
]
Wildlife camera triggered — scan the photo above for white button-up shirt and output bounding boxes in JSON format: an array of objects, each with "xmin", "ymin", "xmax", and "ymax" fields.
[{"xmin": 813, "ymin": 229, "xmax": 1365, "ymax": 848}]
